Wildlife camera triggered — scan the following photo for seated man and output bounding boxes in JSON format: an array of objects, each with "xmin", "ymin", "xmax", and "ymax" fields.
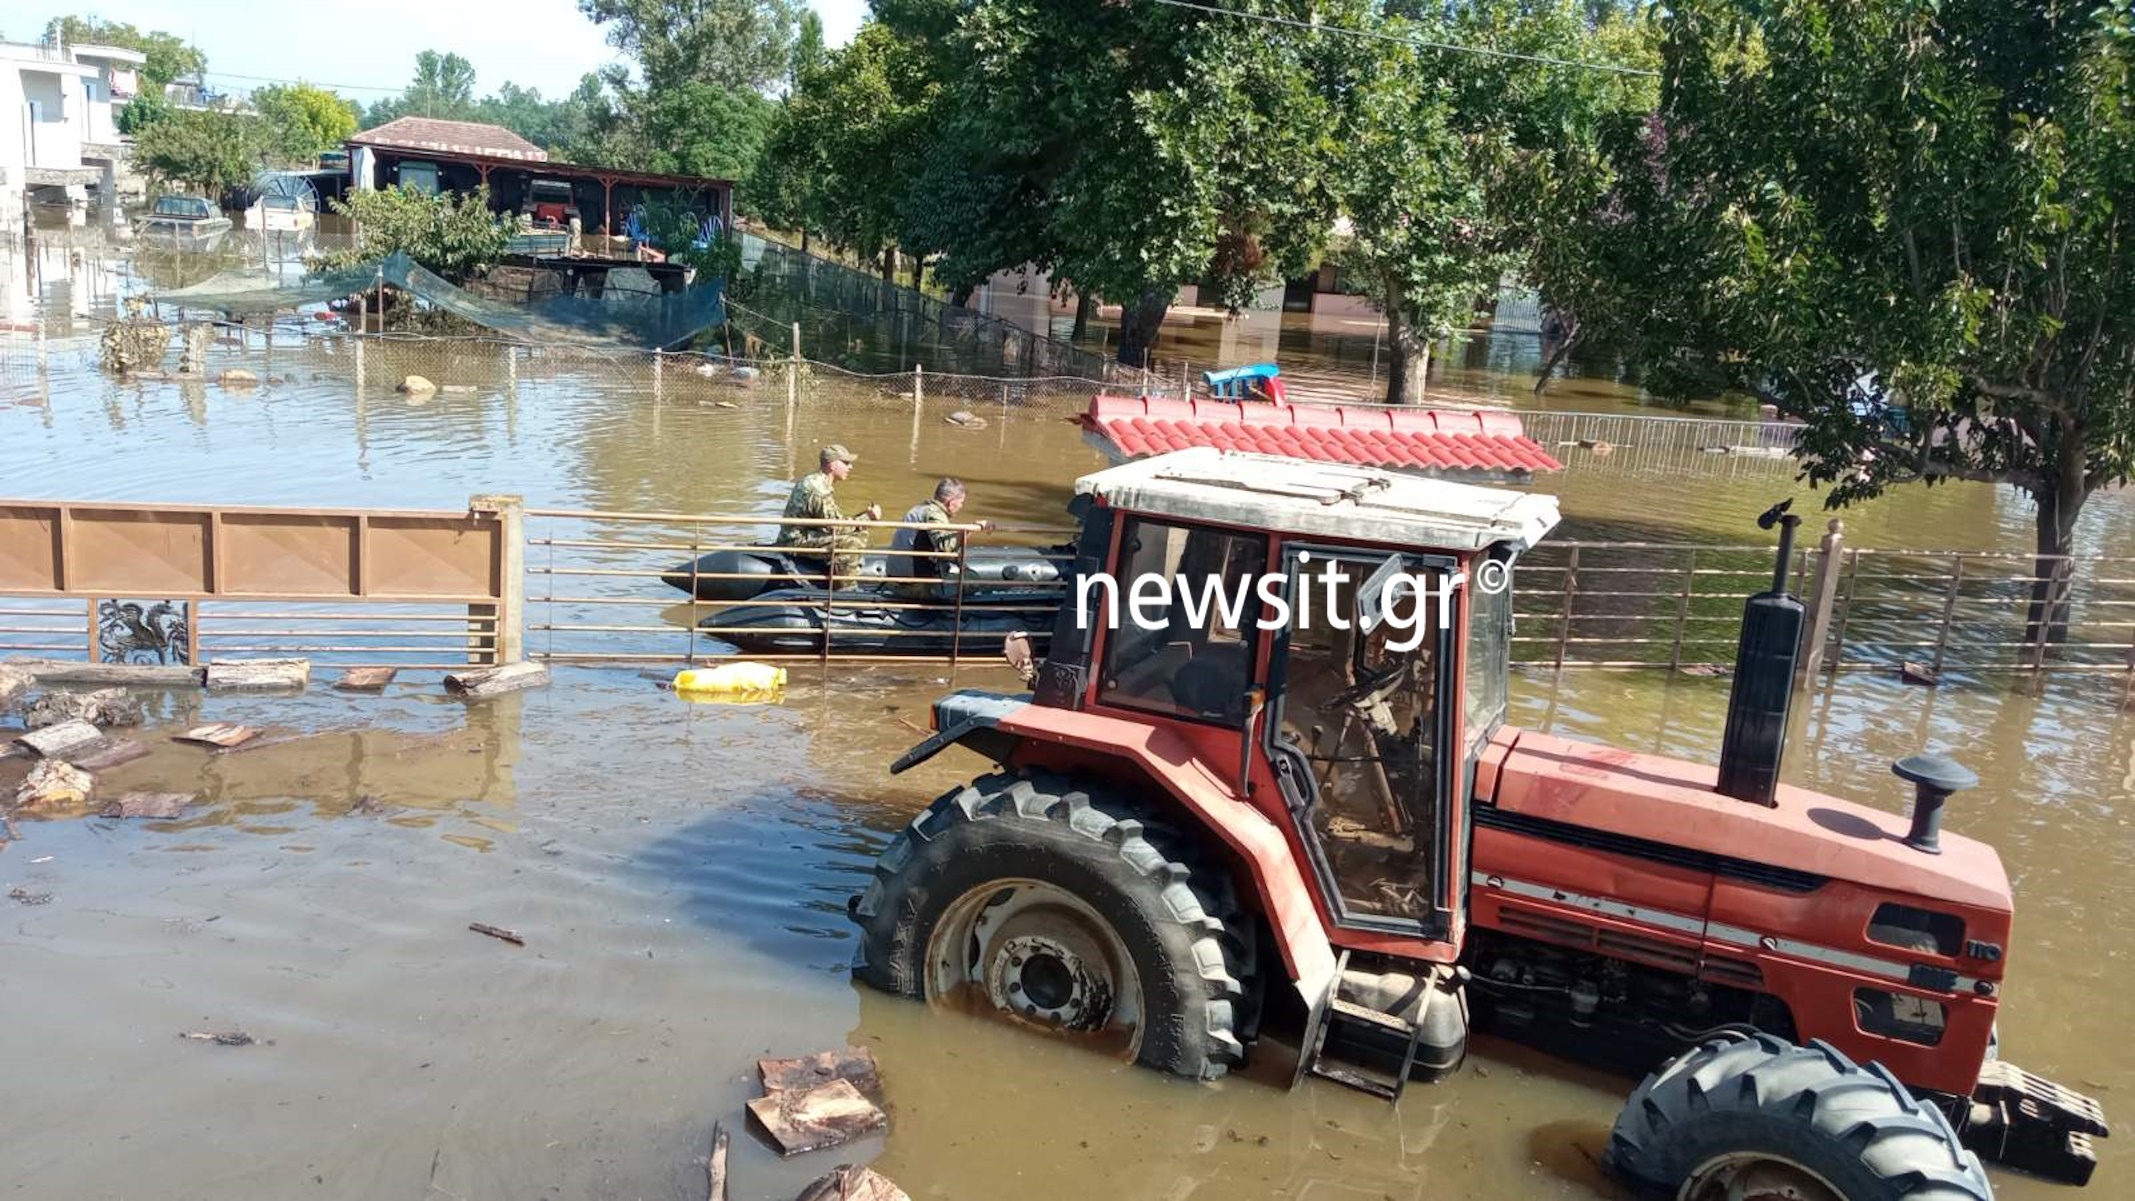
[
  {"xmin": 775, "ymin": 444, "xmax": 881, "ymax": 586},
  {"xmin": 887, "ymin": 477, "xmax": 992, "ymax": 601}
]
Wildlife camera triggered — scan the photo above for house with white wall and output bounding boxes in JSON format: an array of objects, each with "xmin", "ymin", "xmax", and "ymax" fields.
[{"xmin": 1, "ymin": 40, "xmax": 135, "ymax": 234}]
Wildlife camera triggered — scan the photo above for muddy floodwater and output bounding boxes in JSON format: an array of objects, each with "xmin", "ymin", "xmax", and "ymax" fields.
[{"xmin": 3, "ymin": 246, "xmax": 2133, "ymax": 1199}]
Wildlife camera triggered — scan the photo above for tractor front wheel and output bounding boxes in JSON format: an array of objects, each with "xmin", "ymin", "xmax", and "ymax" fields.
[
  {"xmin": 849, "ymin": 772, "xmax": 1256, "ymax": 1080},
  {"xmin": 1605, "ymin": 1033, "xmax": 1992, "ymax": 1201}
]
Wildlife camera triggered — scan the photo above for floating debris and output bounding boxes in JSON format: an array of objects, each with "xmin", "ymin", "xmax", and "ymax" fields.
[
  {"xmin": 7, "ymin": 886, "xmax": 53, "ymax": 906},
  {"xmin": 794, "ymin": 1165, "xmax": 909, "ymax": 1201},
  {"xmin": 468, "ymin": 922, "xmax": 524, "ymax": 946},
  {"xmin": 73, "ymin": 738, "xmax": 149, "ymax": 771},
  {"xmin": 1901, "ymin": 660, "xmax": 1942, "ymax": 687},
  {"xmin": 175, "ymin": 723, "xmax": 261, "ymax": 750},
  {"xmin": 102, "ymin": 792, "xmax": 196, "ymax": 820},
  {"xmin": 397, "ymin": 374, "xmax": 438, "ymax": 395},
  {"xmin": 14, "ymin": 719, "xmax": 108, "ymax": 760},
  {"xmin": 205, "ymin": 658, "xmax": 310, "ymax": 692},
  {"xmin": 16, "ymin": 759, "xmax": 92, "ymax": 809},
  {"xmin": 180, "ymin": 1030, "xmax": 256, "ymax": 1046},
  {"xmin": 759, "ymin": 1047, "xmax": 882, "ymax": 1101},
  {"xmin": 747, "ymin": 1078, "xmax": 887, "ymax": 1157},
  {"xmin": 334, "ymin": 667, "xmax": 399, "ymax": 693},
  {"xmin": 444, "ymin": 662, "xmax": 550, "ymax": 699},
  {"xmin": 944, "ymin": 410, "xmax": 989, "ymax": 430}
]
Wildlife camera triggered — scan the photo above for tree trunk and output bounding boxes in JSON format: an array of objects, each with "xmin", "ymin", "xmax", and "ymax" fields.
[
  {"xmin": 1532, "ymin": 317, "xmax": 1580, "ymax": 396},
  {"xmin": 2025, "ymin": 452, "xmax": 2088, "ymax": 650},
  {"xmin": 1071, "ymin": 289, "xmax": 1095, "ymax": 342},
  {"xmin": 1116, "ymin": 288, "xmax": 1171, "ymax": 368},
  {"xmin": 909, "ymin": 255, "xmax": 924, "ymax": 292},
  {"xmin": 800, "ymin": 228, "xmax": 810, "ymax": 255},
  {"xmin": 1383, "ymin": 302, "xmax": 1431, "ymax": 406},
  {"xmin": 880, "ymin": 248, "xmax": 895, "ymax": 284}
]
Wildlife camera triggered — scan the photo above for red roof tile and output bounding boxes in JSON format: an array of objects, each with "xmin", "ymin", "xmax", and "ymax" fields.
[{"xmin": 1081, "ymin": 395, "xmax": 1562, "ymax": 478}]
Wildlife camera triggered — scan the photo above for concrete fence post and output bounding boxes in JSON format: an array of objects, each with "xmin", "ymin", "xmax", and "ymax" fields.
[
  {"xmin": 1795, "ymin": 519, "xmax": 1844, "ymax": 691},
  {"xmin": 470, "ymin": 494, "xmax": 526, "ymax": 665}
]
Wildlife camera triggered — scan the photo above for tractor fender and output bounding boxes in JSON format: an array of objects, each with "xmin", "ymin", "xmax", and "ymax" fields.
[{"xmin": 890, "ymin": 690, "xmax": 1337, "ymax": 1002}]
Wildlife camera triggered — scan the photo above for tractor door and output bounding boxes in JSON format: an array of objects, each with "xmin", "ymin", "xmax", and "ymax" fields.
[{"xmin": 1265, "ymin": 545, "xmax": 1461, "ymax": 940}]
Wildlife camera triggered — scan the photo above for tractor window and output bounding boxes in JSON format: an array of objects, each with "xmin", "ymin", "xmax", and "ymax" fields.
[
  {"xmin": 1464, "ymin": 549, "xmax": 1513, "ymax": 751},
  {"xmin": 1096, "ymin": 518, "xmax": 1266, "ymax": 726}
]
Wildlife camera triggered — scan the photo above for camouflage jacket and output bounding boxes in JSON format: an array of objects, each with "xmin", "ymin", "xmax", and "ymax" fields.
[
  {"xmin": 888, "ymin": 499, "xmax": 961, "ymax": 584},
  {"xmin": 775, "ymin": 471, "xmax": 849, "ymax": 544}
]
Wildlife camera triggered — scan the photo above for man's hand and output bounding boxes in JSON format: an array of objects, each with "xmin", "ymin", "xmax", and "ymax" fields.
[
  {"xmin": 976, "ymin": 519, "xmax": 996, "ymax": 533},
  {"xmin": 863, "ymin": 503, "xmax": 883, "ymax": 521}
]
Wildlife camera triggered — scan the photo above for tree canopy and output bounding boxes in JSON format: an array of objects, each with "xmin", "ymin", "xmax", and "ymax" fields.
[
  {"xmin": 1556, "ymin": 0, "xmax": 2135, "ymax": 605},
  {"xmin": 252, "ymin": 83, "xmax": 360, "ymax": 164},
  {"xmin": 578, "ymin": 0, "xmax": 802, "ymax": 92},
  {"xmin": 315, "ymin": 186, "xmax": 515, "ymax": 281},
  {"xmin": 131, "ymin": 109, "xmax": 260, "ymax": 198},
  {"xmin": 43, "ymin": 15, "xmax": 204, "ymax": 87}
]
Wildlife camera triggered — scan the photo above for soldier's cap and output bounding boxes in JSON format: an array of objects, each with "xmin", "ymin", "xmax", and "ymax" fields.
[{"xmin": 821, "ymin": 444, "xmax": 857, "ymax": 465}]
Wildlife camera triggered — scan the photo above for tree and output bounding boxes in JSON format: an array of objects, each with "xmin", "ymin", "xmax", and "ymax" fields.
[
  {"xmin": 252, "ymin": 83, "xmax": 360, "ymax": 164},
  {"xmin": 790, "ymin": 8, "xmax": 826, "ymax": 89},
  {"xmin": 117, "ymin": 89, "xmax": 172, "ymax": 136},
  {"xmin": 578, "ymin": 0, "xmax": 802, "ymax": 92},
  {"xmin": 44, "ymin": 15, "xmax": 204, "ymax": 88},
  {"xmin": 315, "ymin": 186, "xmax": 514, "ymax": 281},
  {"xmin": 132, "ymin": 109, "xmax": 260, "ymax": 197},
  {"xmin": 629, "ymin": 82, "xmax": 778, "ymax": 185},
  {"xmin": 1588, "ymin": 0, "xmax": 2135, "ymax": 635},
  {"xmin": 366, "ymin": 50, "xmax": 479, "ymax": 124}
]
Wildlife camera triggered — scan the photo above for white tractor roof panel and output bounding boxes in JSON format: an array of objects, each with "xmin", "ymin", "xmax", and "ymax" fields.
[{"xmin": 1076, "ymin": 447, "xmax": 1561, "ymax": 552}]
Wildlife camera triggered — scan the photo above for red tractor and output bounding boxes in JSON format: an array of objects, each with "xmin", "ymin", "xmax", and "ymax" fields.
[{"xmin": 848, "ymin": 448, "xmax": 2108, "ymax": 1199}]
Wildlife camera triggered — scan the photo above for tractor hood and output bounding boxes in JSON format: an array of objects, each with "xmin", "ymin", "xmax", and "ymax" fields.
[{"xmin": 1477, "ymin": 729, "xmax": 2011, "ymax": 913}]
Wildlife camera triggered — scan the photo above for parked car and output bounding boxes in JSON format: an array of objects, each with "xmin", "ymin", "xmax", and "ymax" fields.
[{"xmin": 139, "ymin": 195, "xmax": 232, "ymax": 249}]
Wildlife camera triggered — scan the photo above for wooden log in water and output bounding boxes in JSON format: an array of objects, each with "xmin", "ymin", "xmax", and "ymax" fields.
[
  {"xmin": 334, "ymin": 667, "xmax": 399, "ymax": 692},
  {"xmin": 14, "ymin": 719, "xmax": 107, "ymax": 761},
  {"xmin": 759, "ymin": 1047, "xmax": 883, "ymax": 1104},
  {"xmin": 3, "ymin": 659, "xmax": 203, "ymax": 687},
  {"xmin": 443, "ymin": 662, "xmax": 550, "ymax": 699},
  {"xmin": 205, "ymin": 658, "xmax": 311, "ymax": 692},
  {"xmin": 705, "ymin": 1121, "xmax": 730, "ymax": 1201}
]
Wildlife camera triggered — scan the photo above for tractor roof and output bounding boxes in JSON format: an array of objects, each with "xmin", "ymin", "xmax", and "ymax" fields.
[{"xmin": 1076, "ymin": 447, "xmax": 1561, "ymax": 552}]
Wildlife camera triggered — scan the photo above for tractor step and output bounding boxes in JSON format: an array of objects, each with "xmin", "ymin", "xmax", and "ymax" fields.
[
  {"xmin": 1958, "ymin": 1060, "xmax": 2111, "ymax": 1186},
  {"xmin": 1295, "ymin": 951, "xmax": 1453, "ymax": 1104}
]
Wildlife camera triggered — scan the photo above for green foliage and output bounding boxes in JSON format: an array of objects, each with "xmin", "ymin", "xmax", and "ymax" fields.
[
  {"xmin": 252, "ymin": 83, "xmax": 360, "ymax": 164},
  {"xmin": 44, "ymin": 15, "xmax": 204, "ymax": 87},
  {"xmin": 117, "ymin": 89, "xmax": 172, "ymax": 136},
  {"xmin": 315, "ymin": 186, "xmax": 514, "ymax": 281},
  {"xmin": 132, "ymin": 108, "xmax": 261, "ymax": 198},
  {"xmin": 1578, "ymin": 0, "xmax": 2135, "ymax": 563},
  {"xmin": 578, "ymin": 0, "xmax": 802, "ymax": 92},
  {"xmin": 628, "ymin": 82, "xmax": 777, "ymax": 182},
  {"xmin": 639, "ymin": 197, "xmax": 743, "ymax": 279},
  {"xmin": 364, "ymin": 51, "xmax": 479, "ymax": 125}
]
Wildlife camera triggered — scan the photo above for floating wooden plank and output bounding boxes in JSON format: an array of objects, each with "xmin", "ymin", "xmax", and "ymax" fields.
[
  {"xmin": 206, "ymin": 658, "xmax": 311, "ymax": 692},
  {"xmin": 174, "ymin": 723, "xmax": 260, "ymax": 750},
  {"xmin": 102, "ymin": 791, "xmax": 194, "ymax": 819},
  {"xmin": 706, "ymin": 1121, "xmax": 730, "ymax": 1201},
  {"xmin": 745, "ymin": 1079, "xmax": 887, "ymax": 1158},
  {"xmin": 14, "ymin": 719, "xmax": 107, "ymax": 761},
  {"xmin": 443, "ymin": 661, "xmax": 550, "ymax": 699},
  {"xmin": 469, "ymin": 922, "xmax": 524, "ymax": 946},
  {"xmin": 793, "ymin": 1166, "xmax": 910, "ymax": 1201},
  {"xmin": 334, "ymin": 667, "xmax": 399, "ymax": 692},
  {"xmin": 4, "ymin": 659, "xmax": 203, "ymax": 687},
  {"xmin": 760, "ymin": 1047, "xmax": 883, "ymax": 1103},
  {"xmin": 72, "ymin": 737, "xmax": 149, "ymax": 771}
]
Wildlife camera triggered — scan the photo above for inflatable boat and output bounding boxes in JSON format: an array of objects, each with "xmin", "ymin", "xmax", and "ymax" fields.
[
  {"xmin": 700, "ymin": 585, "xmax": 1062, "ymax": 656},
  {"xmin": 660, "ymin": 545, "xmax": 1069, "ymax": 602}
]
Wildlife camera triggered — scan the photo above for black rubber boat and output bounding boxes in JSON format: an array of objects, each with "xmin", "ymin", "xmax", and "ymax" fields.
[
  {"xmin": 701, "ymin": 585, "xmax": 1063, "ymax": 656},
  {"xmin": 660, "ymin": 546, "xmax": 1068, "ymax": 602}
]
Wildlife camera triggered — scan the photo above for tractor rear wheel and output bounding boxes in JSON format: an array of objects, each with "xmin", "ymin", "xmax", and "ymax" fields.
[
  {"xmin": 1605, "ymin": 1033, "xmax": 1991, "ymax": 1201},
  {"xmin": 849, "ymin": 772, "xmax": 1256, "ymax": 1080}
]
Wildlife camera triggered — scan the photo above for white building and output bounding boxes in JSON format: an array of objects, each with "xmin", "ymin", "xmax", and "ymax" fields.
[{"xmin": 1, "ymin": 40, "xmax": 139, "ymax": 235}]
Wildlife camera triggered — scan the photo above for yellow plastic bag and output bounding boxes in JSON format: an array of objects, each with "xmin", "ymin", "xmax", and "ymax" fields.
[{"xmin": 673, "ymin": 662, "xmax": 787, "ymax": 702}]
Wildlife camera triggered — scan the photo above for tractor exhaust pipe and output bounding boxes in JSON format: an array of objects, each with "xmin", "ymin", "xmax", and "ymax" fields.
[{"xmin": 1715, "ymin": 501, "xmax": 1806, "ymax": 807}]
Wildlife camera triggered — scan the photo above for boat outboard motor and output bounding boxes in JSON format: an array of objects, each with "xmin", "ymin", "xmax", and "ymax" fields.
[{"xmin": 1716, "ymin": 500, "xmax": 1805, "ymax": 807}]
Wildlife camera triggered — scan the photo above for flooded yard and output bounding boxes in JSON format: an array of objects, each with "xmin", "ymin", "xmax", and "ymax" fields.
[{"xmin": 3, "ymin": 244, "xmax": 2132, "ymax": 1199}]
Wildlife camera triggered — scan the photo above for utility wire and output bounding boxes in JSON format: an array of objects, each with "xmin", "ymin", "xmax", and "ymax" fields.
[
  {"xmin": 1146, "ymin": 0, "xmax": 1660, "ymax": 78},
  {"xmin": 202, "ymin": 69, "xmax": 404, "ymax": 95}
]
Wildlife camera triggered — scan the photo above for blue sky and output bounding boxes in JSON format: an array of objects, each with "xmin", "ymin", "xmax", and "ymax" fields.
[{"xmin": 0, "ymin": 1, "xmax": 870, "ymax": 100}]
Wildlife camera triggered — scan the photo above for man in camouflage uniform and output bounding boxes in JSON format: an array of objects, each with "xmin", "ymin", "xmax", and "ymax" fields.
[
  {"xmin": 777, "ymin": 444, "xmax": 880, "ymax": 586},
  {"xmin": 888, "ymin": 478, "xmax": 993, "ymax": 601}
]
